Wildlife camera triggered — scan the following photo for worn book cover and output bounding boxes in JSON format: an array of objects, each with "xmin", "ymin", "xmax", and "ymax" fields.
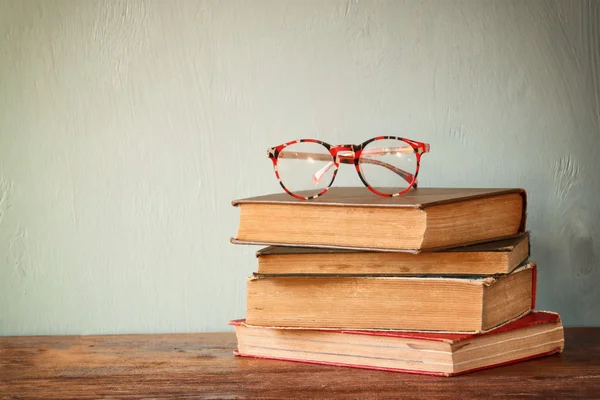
[
  {"xmin": 255, "ymin": 234, "xmax": 530, "ymax": 275},
  {"xmin": 246, "ymin": 262, "xmax": 537, "ymax": 333},
  {"xmin": 232, "ymin": 187, "xmax": 527, "ymax": 252},
  {"xmin": 231, "ymin": 311, "xmax": 564, "ymax": 376}
]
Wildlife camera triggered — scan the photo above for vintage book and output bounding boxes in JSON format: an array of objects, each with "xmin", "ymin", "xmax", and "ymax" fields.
[
  {"xmin": 246, "ymin": 262, "xmax": 536, "ymax": 333},
  {"xmin": 256, "ymin": 234, "xmax": 530, "ymax": 276},
  {"xmin": 231, "ymin": 187, "xmax": 527, "ymax": 252},
  {"xmin": 230, "ymin": 311, "xmax": 564, "ymax": 377}
]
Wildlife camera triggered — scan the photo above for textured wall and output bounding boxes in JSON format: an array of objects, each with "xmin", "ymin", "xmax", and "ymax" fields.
[{"xmin": 0, "ymin": 0, "xmax": 598, "ymax": 335}]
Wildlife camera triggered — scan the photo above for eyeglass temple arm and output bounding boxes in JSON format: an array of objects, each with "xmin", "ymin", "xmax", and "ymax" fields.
[
  {"xmin": 276, "ymin": 150, "xmax": 415, "ymax": 186},
  {"xmin": 356, "ymin": 146, "xmax": 418, "ymax": 185},
  {"xmin": 353, "ymin": 157, "xmax": 416, "ymax": 186}
]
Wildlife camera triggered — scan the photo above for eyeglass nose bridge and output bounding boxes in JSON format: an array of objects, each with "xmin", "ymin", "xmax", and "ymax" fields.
[{"xmin": 334, "ymin": 150, "xmax": 356, "ymax": 164}]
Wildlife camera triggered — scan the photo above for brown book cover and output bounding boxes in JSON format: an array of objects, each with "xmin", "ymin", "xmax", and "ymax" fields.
[
  {"xmin": 256, "ymin": 234, "xmax": 530, "ymax": 275},
  {"xmin": 246, "ymin": 262, "xmax": 537, "ymax": 333},
  {"xmin": 232, "ymin": 187, "xmax": 527, "ymax": 253}
]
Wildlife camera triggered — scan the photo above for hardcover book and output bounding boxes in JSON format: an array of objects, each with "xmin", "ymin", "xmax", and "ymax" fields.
[
  {"xmin": 256, "ymin": 234, "xmax": 530, "ymax": 276},
  {"xmin": 230, "ymin": 311, "xmax": 564, "ymax": 377},
  {"xmin": 246, "ymin": 262, "xmax": 536, "ymax": 333},
  {"xmin": 232, "ymin": 187, "xmax": 527, "ymax": 252}
]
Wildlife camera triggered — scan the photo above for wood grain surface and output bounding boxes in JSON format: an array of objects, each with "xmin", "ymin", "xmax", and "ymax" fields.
[{"xmin": 1, "ymin": 329, "xmax": 599, "ymax": 399}]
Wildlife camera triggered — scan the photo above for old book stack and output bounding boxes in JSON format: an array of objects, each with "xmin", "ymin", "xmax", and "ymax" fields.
[{"xmin": 229, "ymin": 188, "xmax": 565, "ymax": 376}]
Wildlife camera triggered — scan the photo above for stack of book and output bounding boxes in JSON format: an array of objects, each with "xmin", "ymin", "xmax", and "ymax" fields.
[{"xmin": 229, "ymin": 188, "xmax": 564, "ymax": 376}]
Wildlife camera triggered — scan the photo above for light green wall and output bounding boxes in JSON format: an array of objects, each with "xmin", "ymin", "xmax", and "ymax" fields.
[{"xmin": 1, "ymin": 0, "xmax": 598, "ymax": 335}]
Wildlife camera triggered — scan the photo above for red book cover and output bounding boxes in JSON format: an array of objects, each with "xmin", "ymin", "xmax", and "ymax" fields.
[{"xmin": 229, "ymin": 311, "xmax": 564, "ymax": 377}]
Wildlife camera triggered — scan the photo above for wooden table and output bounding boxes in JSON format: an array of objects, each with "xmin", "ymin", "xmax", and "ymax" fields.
[{"xmin": 1, "ymin": 328, "xmax": 599, "ymax": 399}]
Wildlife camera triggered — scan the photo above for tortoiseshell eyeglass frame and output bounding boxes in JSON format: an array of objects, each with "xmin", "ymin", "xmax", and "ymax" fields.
[{"xmin": 267, "ymin": 136, "xmax": 431, "ymax": 200}]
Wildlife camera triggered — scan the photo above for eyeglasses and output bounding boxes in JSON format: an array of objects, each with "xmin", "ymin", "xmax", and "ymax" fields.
[{"xmin": 267, "ymin": 136, "xmax": 430, "ymax": 200}]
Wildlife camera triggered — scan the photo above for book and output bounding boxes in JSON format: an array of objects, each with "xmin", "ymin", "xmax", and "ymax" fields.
[
  {"xmin": 246, "ymin": 262, "xmax": 536, "ymax": 333},
  {"xmin": 231, "ymin": 187, "xmax": 527, "ymax": 252},
  {"xmin": 230, "ymin": 311, "xmax": 564, "ymax": 377},
  {"xmin": 256, "ymin": 234, "xmax": 530, "ymax": 276}
]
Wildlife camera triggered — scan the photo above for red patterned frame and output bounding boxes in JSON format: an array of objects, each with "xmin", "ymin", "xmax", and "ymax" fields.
[{"xmin": 267, "ymin": 136, "xmax": 430, "ymax": 200}]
